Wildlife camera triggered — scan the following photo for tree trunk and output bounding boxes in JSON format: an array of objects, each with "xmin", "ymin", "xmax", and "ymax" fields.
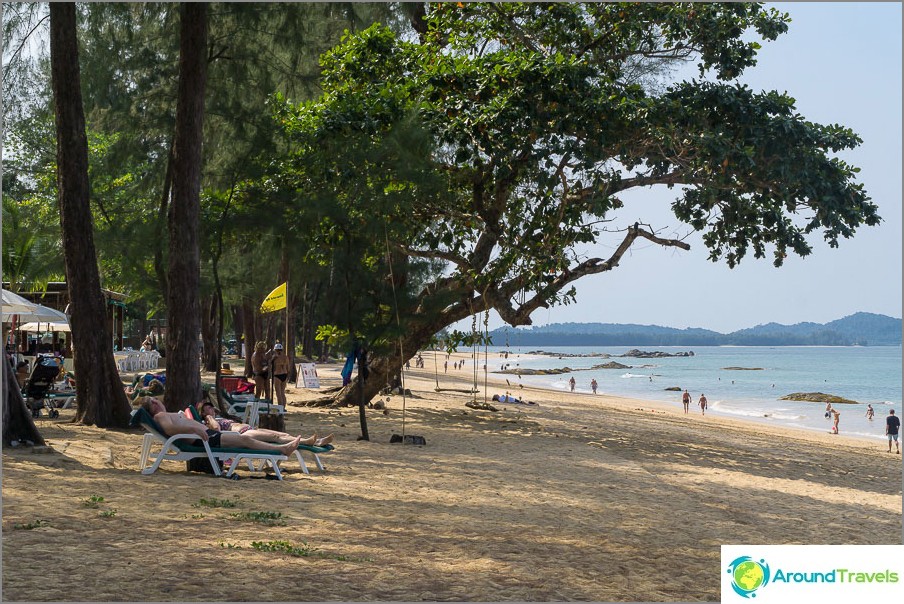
[
  {"xmin": 165, "ymin": 2, "xmax": 208, "ymax": 411},
  {"xmin": 332, "ymin": 322, "xmax": 441, "ymax": 408},
  {"xmin": 50, "ymin": 2, "xmax": 132, "ymax": 428},
  {"xmin": 2, "ymin": 356, "xmax": 45, "ymax": 448},
  {"xmin": 200, "ymin": 293, "xmax": 219, "ymax": 372},
  {"xmin": 241, "ymin": 301, "xmax": 256, "ymax": 377}
]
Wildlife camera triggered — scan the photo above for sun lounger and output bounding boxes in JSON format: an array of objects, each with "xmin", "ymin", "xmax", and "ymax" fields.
[
  {"xmin": 129, "ymin": 407, "xmax": 289, "ymax": 479},
  {"xmin": 184, "ymin": 404, "xmax": 334, "ymax": 475}
]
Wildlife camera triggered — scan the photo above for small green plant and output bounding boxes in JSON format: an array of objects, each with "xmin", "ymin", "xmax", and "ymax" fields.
[
  {"xmin": 82, "ymin": 495, "xmax": 105, "ymax": 508},
  {"xmin": 195, "ymin": 497, "xmax": 237, "ymax": 508},
  {"xmin": 230, "ymin": 511, "xmax": 285, "ymax": 526},
  {"xmin": 251, "ymin": 540, "xmax": 318, "ymax": 557},
  {"xmin": 99, "ymin": 508, "xmax": 117, "ymax": 518},
  {"xmin": 190, "ymin": 513, "xmax": 205, "ymax": 519},
  {"xmin": 13, "ymin": 519, "xmax": 48, "ymax": 530},
  {"xmin": 218, "ymin": 541, "xmax": 241, "ymax": 549},
  {"xmin": 249, "ymin": 540, "xmax": 373, "ymax": 562}
]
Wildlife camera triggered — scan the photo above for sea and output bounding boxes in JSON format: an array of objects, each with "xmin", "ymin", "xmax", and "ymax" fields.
[{"xmin": 462, "ymin": 345, "xmax": 902, "ymax": 441}]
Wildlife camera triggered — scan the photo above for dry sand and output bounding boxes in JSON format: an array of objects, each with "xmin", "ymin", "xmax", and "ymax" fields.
[{"xmin": 2, "ymin": 352, "xmax": 902, "ymax": 601}]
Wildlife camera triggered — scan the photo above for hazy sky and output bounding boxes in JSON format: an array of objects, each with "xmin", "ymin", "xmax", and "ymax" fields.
[{"xmin": 469, "ymin": 2, "xmax": 903, "ymax": 334}]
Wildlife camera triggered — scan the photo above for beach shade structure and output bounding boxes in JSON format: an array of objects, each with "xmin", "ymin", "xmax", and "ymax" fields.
[
  {"xmin": 1, "ymin": 290, "xmax": 40, "ymax": 317},
  {"xmin": 3, "ymin": 303, "xmax": 69, "ymax": 324},
  {"xmin": 18, "ymin": 320, "xmax": 72, "ymax": 333}
]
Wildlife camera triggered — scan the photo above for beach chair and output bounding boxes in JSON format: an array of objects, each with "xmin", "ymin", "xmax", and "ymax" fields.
[
  {"xmin": 129, "ymin": 408, "xmax": 289, "ymax": 479},
  {"xmin": 186, "ymin": 403, "xmax": 335, "ymax": 475}
]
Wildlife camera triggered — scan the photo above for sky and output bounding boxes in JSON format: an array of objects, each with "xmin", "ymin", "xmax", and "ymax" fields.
[{"xmin": 465, "ymin": 2, "xmax": 903, "ymax": 334}]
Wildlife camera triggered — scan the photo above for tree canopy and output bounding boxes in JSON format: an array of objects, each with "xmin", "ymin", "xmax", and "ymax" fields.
[{"xmin": 265, "ymin": 2, "xmax": 879, "ymax": 404}]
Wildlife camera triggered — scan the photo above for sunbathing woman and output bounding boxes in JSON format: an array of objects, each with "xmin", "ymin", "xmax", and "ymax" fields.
[{"xmin": 195, "ymin": 401, "xmax": 332, "ymax": 447}]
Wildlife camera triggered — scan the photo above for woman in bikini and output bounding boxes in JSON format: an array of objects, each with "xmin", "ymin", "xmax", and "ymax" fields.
[
  {"xmin": 251, "ymin": 341, "xmax": 270, "ymax": 399},
  {"xmin": 270, "ymin": 342, "xmax": 291, "ymax": 408}
]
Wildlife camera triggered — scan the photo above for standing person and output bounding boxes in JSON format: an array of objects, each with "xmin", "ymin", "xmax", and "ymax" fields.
[
  {"xmin": 569, "ymin": 376, "xmax": 576, "ymax": 392},
  {"xmin": 698, "ymin": 393, "xmax": 707, "ymax": 416},
  {"xmin": 251, "ymin": 341, "xmax": 270, "ymax": 400},
  {"xmin": 865, "ymin": 404, "xmax": 875, "ymax": 420},
  {"xmin": 831, "ymin": 408, "xmax": 840, "ymax": 434},
  {"xmin": 590, "ymin": 379, "xmax": 598, "ymax": 394},
  {"xmin": 682, "ymin": 389, "xmax": 691, "ymax": 414},
  {"xmin": 824, "ymin": 402, "xmax": 833, "ymax": 419},
  {"xmin": 270, "ymin": 342, "xmax": 291, "ymax": 408},
  {"xmin": 886, "ymin": 409, "xmax": 900, "ymax": 453}
]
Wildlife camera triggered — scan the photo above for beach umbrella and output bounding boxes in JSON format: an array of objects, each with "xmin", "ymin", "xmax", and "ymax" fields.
[
  {"xmin": 3, "ymin": 303, "xmax": 69, "ymax": 324},
  {"xmin": 1, "ymin": 289, "xmax": 39, "ymax": 315},
  {"xmin": 19, "ymin": 320, "xmax": 72, "ymax": 333}
]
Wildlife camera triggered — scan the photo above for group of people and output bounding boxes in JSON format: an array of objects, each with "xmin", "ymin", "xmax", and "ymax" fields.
[
  {"xmin": 137, "ymin": 396, "xmax": 333, "ymax": 458},
  {"xmin": 681, "ymin": 390, "xmax": 707, "ymax": 415},
  {"xmin": 250, "ymin": 341, "xmax": 291, "ymax": 407}
]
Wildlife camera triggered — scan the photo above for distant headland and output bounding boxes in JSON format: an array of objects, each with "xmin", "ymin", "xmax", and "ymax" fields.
[{"xmin": 489, "ymin": 312, "xmax": 901, "ymax": 347}]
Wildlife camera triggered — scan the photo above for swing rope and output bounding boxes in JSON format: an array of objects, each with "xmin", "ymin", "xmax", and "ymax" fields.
[{"xmin": 384, "ymin": 231, "xmax": 408, "ymax": 440}]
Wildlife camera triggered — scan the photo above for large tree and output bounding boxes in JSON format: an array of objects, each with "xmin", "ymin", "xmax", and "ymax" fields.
[
  {"xmin": 49, "ymin": 2, "xmax": 132, "ymax": 427},
  {"xmin": 165, "ymin": 2, "xmax": 208, "ymax": 410},
  {"xmin": 270, "ymin": 2, "xmax": 880, "ymax": 406}
]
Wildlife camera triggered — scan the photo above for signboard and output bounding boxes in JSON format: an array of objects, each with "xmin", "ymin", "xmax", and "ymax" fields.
[{"xmin": 296, "ymin": 363, "xmax": 320, "ymax": 389}]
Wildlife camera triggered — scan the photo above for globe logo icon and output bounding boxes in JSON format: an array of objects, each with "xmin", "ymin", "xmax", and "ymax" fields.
[{"xmin": 727, "ymin": 556, "xmax": 770, "ymax": 598}]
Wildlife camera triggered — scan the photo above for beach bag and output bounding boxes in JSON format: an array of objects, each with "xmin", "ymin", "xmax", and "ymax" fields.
[{"xmin": 186, "ymin": 457, "xmax": 223, "ymax": 474}]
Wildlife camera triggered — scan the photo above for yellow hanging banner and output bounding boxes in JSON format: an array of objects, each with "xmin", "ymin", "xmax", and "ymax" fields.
[{"xmin": 260, "ymin": 282, "xmax": 287, "ymax": 313}]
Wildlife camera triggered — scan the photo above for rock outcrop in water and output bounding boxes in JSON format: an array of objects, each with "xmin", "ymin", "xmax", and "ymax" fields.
[
  {"xmin": 619, "ymin": 349, "xmax": 694, "ymax": 358},
  {"xmin": 779, "ymin": 392, "xmax": 859, "ymax": 405}
]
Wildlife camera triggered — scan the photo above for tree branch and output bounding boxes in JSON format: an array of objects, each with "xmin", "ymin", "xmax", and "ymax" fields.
[{"xmin": 494, "ymin": 223, "xmax": 690, "ymax": 325}]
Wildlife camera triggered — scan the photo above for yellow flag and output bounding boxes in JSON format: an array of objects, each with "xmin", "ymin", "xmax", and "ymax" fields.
[{"xmin": 260, "ymin": 282, "xmax": 287, "ymax": 313}]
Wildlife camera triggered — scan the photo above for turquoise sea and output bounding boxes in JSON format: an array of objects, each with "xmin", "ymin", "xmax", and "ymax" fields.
[{"xmin": 466, "ymin": 345, "xmax": 902, "ymax": 441}]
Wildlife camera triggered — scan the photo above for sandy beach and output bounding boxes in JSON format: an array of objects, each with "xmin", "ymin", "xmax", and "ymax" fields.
[{"xmin": 2, "ymin": 351, "xmax": 902, "ymax": 601}]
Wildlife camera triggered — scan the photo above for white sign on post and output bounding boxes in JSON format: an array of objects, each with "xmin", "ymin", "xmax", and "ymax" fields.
[{"xmin": 296, "ymin": 363, "xmax": 320, "ymax": 388}]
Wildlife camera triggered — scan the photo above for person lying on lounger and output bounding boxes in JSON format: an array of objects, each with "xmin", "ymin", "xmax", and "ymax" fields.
[
  {"xmin": 126, "ymin": 378, "xmax": 164, "ymax": 401},
  {"xmin": 194, "ymin": 401, "xmax": 332, "ymax": 448},
  {"xmin": 137, "ymin": 397, "xmax": 303, "ymax": 456}
]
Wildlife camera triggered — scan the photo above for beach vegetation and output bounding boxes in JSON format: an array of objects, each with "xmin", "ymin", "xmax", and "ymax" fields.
[
  {"xmin": 194, "ymin": 497, "xmax": 238, "ymax": 509},
  {"xmin": 0, "ymin": 3, "xmax": 883, "ymax": 437},
  {"xmin": 230, "ymin": 511, "xmax": 286, "ymax": 526},
  {"xmin": 263, "ymin": 2, "xmax": 879, "ymax": 409},
  {"xmin": 82, "ymin": 495, "xmax": 105, "ymax": 508},
  {"xmin": 12, "ymin": 519, "xmax": 49, "ymax": 530}
]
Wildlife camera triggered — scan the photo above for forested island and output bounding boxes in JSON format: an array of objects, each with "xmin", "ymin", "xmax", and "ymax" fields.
[{"xmin": 490, "ymin": 312, "xmax": 901, "ymax": 347}]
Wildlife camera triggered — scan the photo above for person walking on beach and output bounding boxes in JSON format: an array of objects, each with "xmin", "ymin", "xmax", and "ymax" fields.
[
  {"xmin": 682, "ymin": 389, "xmax": 691, "ymax": 414},
  {"xmin": 886, "ymin": 409, "xmax": 900, "ymax": 453},
  {"xmin": 591, "ymin": 379, "xmax": 598, "ymax": 394},
  {"xmin": 698, "ymin": 393, "xmax": 707, "ymax": 415},
  {"xmin": 825, "ymin": 402, "xmax": 833, "ymax": 419},
  {"xmin": 865, "ymin": 404, "xmax": 875, "ymax": 420},
  {"xmin": 569, "ymin": 376, "xmax": 576, "ymax": 392}
]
